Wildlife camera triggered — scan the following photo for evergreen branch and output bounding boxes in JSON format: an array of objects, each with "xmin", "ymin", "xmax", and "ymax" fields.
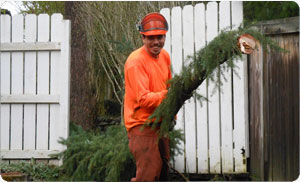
[{"xmin": 147, "ymin": 27, "xmax": 284, "ymax": 137}]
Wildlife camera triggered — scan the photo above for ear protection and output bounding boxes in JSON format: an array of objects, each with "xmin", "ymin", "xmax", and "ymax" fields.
[{"xmin": 137, "ymin": 13, "xmax": 169, "ymax": 33}]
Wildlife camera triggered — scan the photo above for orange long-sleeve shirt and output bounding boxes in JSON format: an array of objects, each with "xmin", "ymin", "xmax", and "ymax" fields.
[{"xmin": 124, "ymin": 46, "xmax": 172, "ymax": 131}]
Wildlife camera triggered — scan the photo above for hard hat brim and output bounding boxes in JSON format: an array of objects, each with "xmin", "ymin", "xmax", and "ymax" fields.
[{"xmin": 140, "ymin": 30, "xmax": 167, "ymax": 36}]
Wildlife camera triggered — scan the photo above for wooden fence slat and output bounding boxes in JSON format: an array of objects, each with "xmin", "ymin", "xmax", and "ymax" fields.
[
  {"xmin": 11, "ymin": 14, "xmax": 24, "ymax": 150},
  {"xmin": 1, "ymin": 149, "xmax": 59, "ymax": 159},
  {"xmin": 1, "ymin": 42, "xmax": 61, "ymax": 52},
  {"xmin": 171, "ymin": 6, "xmax": 185, "ymax": 172},
  {"xmin": 232, "ymin": 1, "xmax": 247, "ymax": 173},
  {"xmin": 36, "ymin": 14, "xmax": 50, "ymax": 150},
  {"xmin": 49, "ymin": 14, "xmax": 63, "ymax": 151},
  {"xmin": 0, "ymin": 15, "xmax": 11, "ymax": 151},
  {"xmin": 160, "ymin": 8, "xmax": 171, "ymax": 55},
  {"xmin": 206, "ymin": 2, "xmax": 221, "ymax": 173},
  {"xmin": 183, "ymin": 5, "xmax": 197, "ymax": 173},
  {"xmin": 59, "ymin": 13, "xmax": 71, "ymax": 149},
  {"xmin": 24, "ymin": 14, "xmax": 37, "ymax": 150},
  {"xmin": 195, "ymin": 3, "xmax": 209, "ymax": 174},
  {"xmin": 219, "ymin": 1, "xmax": 234, "ymax": 173},
  {"xmin": 1, "ymin": 95, "xmax": 60, "ymax": 104}
]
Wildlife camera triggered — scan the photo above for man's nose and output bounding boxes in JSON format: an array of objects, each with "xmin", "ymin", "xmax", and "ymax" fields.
[{"xmin": 153, "ymin": 38, "xmax": 160, "ymax": 43}]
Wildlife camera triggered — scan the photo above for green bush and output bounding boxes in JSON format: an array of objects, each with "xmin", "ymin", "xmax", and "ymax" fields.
[
  {"xmin": 0, "ymin": 159, "xmax": 59, "ymax": 181},
  {"xmin": 54, "ymin": 123, "xmax": 183, "ymax": 181}
]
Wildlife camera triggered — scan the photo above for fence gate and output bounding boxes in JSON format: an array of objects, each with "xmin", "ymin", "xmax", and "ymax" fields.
[
  {"xmin": 161, "ymin": 1, "xmax": 248, "ymax": 174},
  {"xmin": 0, "ymin": 13, "xmax": 70, "ymax": 164}
]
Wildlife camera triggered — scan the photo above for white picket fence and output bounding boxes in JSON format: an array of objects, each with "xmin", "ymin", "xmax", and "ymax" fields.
[
  {"xmin": 161, "ymin": 1, "xmax": 248, "ymax": 174},
  {"xmin": 0, "ymin": 13, "xmax": 70, "ymax": 164}
]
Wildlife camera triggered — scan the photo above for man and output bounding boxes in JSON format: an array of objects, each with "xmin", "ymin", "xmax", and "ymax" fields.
[{"xmin": 124, "ymin": 12, "xmax": 172, "ymax": 181}]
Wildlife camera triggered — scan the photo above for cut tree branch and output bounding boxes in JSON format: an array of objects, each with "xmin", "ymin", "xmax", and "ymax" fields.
[{"xmin": 146, "ymin": 27, "xmax": 283, "ymax": 137}]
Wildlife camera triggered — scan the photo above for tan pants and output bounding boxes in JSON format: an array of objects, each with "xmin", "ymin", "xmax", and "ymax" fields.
[{"xmin": 128, "ymin": 125, "xmax": 170, "ymax": 181}]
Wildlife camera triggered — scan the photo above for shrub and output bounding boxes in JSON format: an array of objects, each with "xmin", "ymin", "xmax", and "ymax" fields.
[{"xmin": 54, "ymin": 123, "xmax": 183, "ymax": 181}]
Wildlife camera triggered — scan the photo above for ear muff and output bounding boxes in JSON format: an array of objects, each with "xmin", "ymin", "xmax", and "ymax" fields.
[
  {"xmin": 137, "ymin": 12, "xmax": 168, "ymax": 34},
  {"xmin": 137, "ymin": 23, "xmax": 143, "ymax": 32}
]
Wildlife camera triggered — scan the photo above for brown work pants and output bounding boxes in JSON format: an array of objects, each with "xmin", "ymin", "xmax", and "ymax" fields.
[{"xmin": 128, "ymin": 125, "xmax": 170, "ymax": 182}]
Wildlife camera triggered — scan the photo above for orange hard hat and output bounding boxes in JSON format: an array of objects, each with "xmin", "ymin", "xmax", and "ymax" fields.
[{"xmin": 138, "ymin": 12, "xmax": 168, "ymax": 36}]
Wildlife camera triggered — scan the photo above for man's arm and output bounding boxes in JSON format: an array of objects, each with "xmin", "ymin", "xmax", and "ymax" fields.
[{"xmin": 126, "ymin": 64, "xmax": 168, "ymax": 109}]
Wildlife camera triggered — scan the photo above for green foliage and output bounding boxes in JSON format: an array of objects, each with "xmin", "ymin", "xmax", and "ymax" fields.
[
  {"xmin": 52, "ymin": 123, "xmax": 183, "ymax": 181},
  {"xmin": 20, "ymin": 1, "xmax": 65, "ymax": 15},
  {"xmin": 243, "ymin": 1, "xmax": 299, "ymax": 25},
  {"xmin": 54, "ymin": 124, "xmax": 133, "ymax": 181},
  {"xmin": 0, "ymin": 159, "xmax": 59, "ymax": 181},
  {"xmin": 169, "ymin": 129, "xmax": 184, "ymax": 162},
  {"xmin": 148, "ymin": 27, "xmax": 285, "ymax": 138},
  {"xmin": 0, "ymin": 9, "xmax": 11, "ymax": 16}
]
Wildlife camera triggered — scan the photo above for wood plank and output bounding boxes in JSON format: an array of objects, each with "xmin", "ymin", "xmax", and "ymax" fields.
[
  {"xmin": 0, "ymin": 106, "xmax": 10, "ymax": 150},
  {"xmin": 11, "ymin": 14, "xmax": 24, "ymax": 151},
  {"xmin": 183, "ymin": 5, "xmax": 197, "ymax": 174},
  {"xmin": 0, "ymin": 15, "xmax": 11, "ymax": 152},
  {"xmin": 160, "ymin": 8, "xmax": 171, "ymax": 55},
  {"xmin": 206, "ymin": 2, "xmax": 221, "ymax": 174},
  {"xmin": 1, "ymin": 95, "xmax": 60, "ymax": 104},
  {"xmin": 24, "ymin": 14, "xmax": 37, "ymax": 150},
  {"xmin": 219, "ymin": 1, "xmax": 234, "ymax": 173},
  {"xmin": 232, "ymin": 1, "xmax": 247, "ymax": 173},
  {"xmin": 48, "ymin": 159, "xmax": 60, "ymax": 166},
  {"xmin": 0, "ymin": 42, "xmax": 61, "ymax": 52},
  {"xmin": 36, "ymin": 14, "xmax": 50, "ymax": 150},
  {"xmin": 57, "ymin": 14, "xmax": 71, "ymax": 142},
  {"xmin": 195, "ymin": 3, "xmax": 209, "ymax": 174},
  {"xmin": 35, "ymin": 160, "xmax": 49, "ymax": 164},
  {"xmin": 0, "ymin": 159, "xmax": 9, "ymax": 164},
  {"xmin": 251, "ymin": 16, "xmax": 299, "ymax": 35},
  {"xmin": 249, "ymin": 41, "xmax": 263, "ymax": 179},
  {"xmin": 171, "ymin": 6, "xmax": 185, "ymax": 172},
  {"xmin": 1, "ymin": 150, "xmax": 59, "ymax": 159},
  {"xmin": 50, "ymin": 14, "xmax": 64, "ymax": 151}
]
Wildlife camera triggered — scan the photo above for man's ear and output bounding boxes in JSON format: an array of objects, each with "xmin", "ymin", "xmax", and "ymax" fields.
[{"xmin": 141, "ymin": 35, "xmax": 146, "ymax": 43}]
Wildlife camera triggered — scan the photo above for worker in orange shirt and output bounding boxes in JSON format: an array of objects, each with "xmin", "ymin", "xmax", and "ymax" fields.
[{"xmin": 124, "ymin": 12, "xmax": 172, "ymax": 181}]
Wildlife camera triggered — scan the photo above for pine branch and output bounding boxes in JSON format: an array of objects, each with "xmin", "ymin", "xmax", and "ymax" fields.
[{"xmin": 147, "ymin": 27, "xmax": 284, "ymax": 137}]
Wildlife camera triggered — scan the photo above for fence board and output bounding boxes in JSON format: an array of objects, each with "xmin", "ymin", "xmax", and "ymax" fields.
[
  {"xmin": 160, "ymin": 8, "xmax": 171, "ymax": 55},
  {"xmin": 1, "ymin": 42, "xmax": 61, "ymax": 52},
  {"xmin": 11, "ymin": 14, "xmax": 24, "ymax": 151},
  {"xmin": 50, "ymin": 14, "xmax": 63, "ymax": 151},
  {"xmin": 206, "ymin": 2, "xmax": 221, "ymax": 174},
  {"xmin": 24, "ymin": 14, "xmax": 37, "ymax": 151},
  {"xmin": 219, "ymin": 1, "xmax": 234, "ymax": 173},
  {"xmin": 0, "ymin": 15, "xmax": 11, "ymax": 152},
  {"xmin": 195, "ymin": 3, "xmax": 209, "ymax": 174},
  {"xmin": 169, "ymin": 6, "xmax": 185, "ymax": 172},
  {"xmin": 1, "ymin": 95, "xmax": 59, "ymax": 104},
  {"xmin": 36, "ymin": 14, "xmax": 50, "ymax": 150},
  {"xmin": 232, "ymin": 1, "xmax": 247, "ymax": 172},
  {"xmin": 59, "ymin": 13, "xmax": 71, "ymax": 147},
  {"xmin": 183, "ymin": 5, "xmax": 197, "ymax": 173},
  {"xmin": 1, "ymin": 150, "xmax": 59, "ymax": 159}
]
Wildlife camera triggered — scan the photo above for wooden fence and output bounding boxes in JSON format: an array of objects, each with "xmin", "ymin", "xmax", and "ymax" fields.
[
  {"xmin": 161, "ymin": 1, "xmax": 248, "ymax": 174},
  {"xmin": 249, "ymin": 16, "xmax": 299, "ymax": 181},
  {"xmin": 0, "ymin": 14, "xmax": 71, "ymax": 164}
]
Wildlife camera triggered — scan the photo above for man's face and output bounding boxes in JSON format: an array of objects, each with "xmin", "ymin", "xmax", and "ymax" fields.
[{"xmin": 142, "ymin": 34, "xmax": 166, "ymax": 58}]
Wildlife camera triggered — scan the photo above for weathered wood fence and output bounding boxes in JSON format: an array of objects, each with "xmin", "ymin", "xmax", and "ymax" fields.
[
  {"xmin": 161, "ymin": 1, "xmax": 248, "ymax": 174},
  {"xmin": 249, "ymin": 16, "xmax": 299, "ymax": 181},
  {"xmin": 0, "ymin": 14, "xmax": 71, "ymax": 164}
]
